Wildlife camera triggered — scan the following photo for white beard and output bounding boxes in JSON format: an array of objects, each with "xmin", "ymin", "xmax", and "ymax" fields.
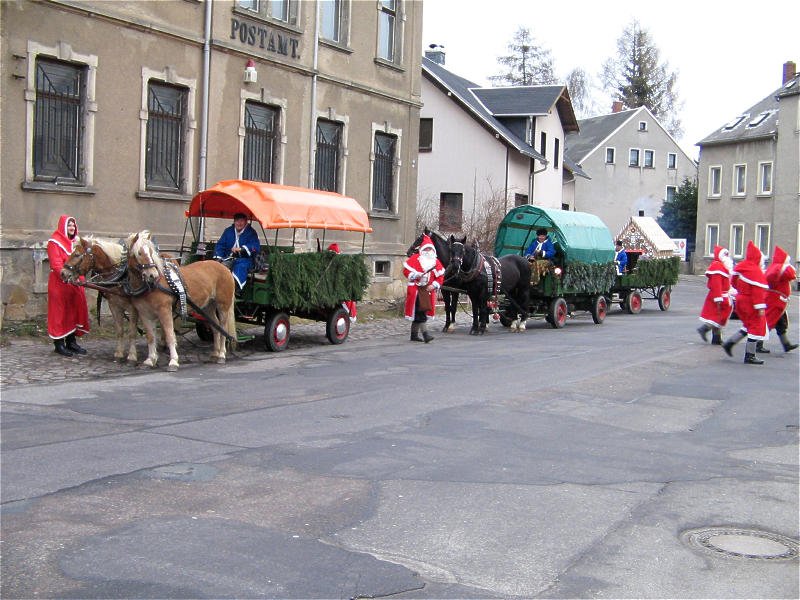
[
  {"xmin": 419, "ymin": 252, "xmax": 436, "ymax": 272},
  {"xmin": 722, "ymin": 256, "xmax": 733, "ymax": 272}
]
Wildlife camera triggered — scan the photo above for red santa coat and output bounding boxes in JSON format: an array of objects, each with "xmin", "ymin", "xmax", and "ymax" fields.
[
  {"xmin": 731, "ymin": 241, "xmax": 768, "ymax": 340},
  {"xmin": 47, "ymin": 215, "xmax": 90, "ymax": 339},
  {"xmin": 402, "ymin": 250, "xmax": 445, "ymax": 320},
  {"xmin": 765, "ymin": 245, "xmax": 796, "ymax": 329},
  {"xmin": 699, "ymin": 245, "xmax": 733, "ymax": 328}
]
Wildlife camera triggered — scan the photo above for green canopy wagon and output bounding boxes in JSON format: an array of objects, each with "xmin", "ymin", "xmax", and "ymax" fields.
[
  {"xmin": 494, "ymin": 205, "xmax": 617, "ymax": 327},
  {"xmin": 181, "ymin": 180, "xmax": 372, "ymax": 351}
]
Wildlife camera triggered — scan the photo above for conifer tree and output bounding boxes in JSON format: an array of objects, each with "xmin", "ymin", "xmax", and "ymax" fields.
[
  {"xmin": 657, "ymin": 177, "xmax": 697, "ymax": 251},
  {"xmin": 489, "ymin": 26, "xmax": 557, "ymax": 86}
]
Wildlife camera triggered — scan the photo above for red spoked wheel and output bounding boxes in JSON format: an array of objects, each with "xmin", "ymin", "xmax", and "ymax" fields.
[{"xmin": 548, "ymin": 297, "xmax": 568, "ymax": 329}]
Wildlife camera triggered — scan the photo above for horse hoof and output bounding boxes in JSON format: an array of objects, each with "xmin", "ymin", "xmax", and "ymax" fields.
[
  {"xmin": 216, "ymin": 357, "xmax": 226, "ymax": 365},
  {"xmin": 167, "ymin": 364, "xmax": 179, "ymax": 372}
]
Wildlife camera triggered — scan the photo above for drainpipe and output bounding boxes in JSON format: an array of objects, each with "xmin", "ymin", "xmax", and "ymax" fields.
[
  {"xmin": 308, "ymin": 0, "xmax": 320, "ymax": 188},
  {"xmin": 529, "ymin": 158, "xmax": 547, "ymax": 203},
  {"xmin": 197, "ymin": 0, "xmax": 213, "ymax": 242},
  {"xmin": 504, "ymin": 146, "xmax": 509, "ymax": 213}
]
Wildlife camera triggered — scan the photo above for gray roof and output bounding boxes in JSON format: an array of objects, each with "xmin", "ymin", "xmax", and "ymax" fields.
[
  {"xmin": 472, "ymin": 86, "xmax": 565, "ymax": 116},
  {"xmin": 422, "ymin": 57, "xmax": 586, "ymax": 176},
  {"xmin": 697, "ymin": 74, "xmax": 800, "ymax": 146},
  {"xmin": 564, "ymin": 108, "xmax": 639, "ymax": 163}
]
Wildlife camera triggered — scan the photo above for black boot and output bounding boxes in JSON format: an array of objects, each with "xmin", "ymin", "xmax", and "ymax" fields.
[
  {"xmin": 744, "ymin": 339, "xmax": 764, "ymax": 364},
  {"xmin": 420, "ymin": 323, "xmax": 434, "ymax": 343},
  {"xmin": 755, "ymin": 341, "xmax": 770, "ymax": 354},
  {"xmin": 696, "ymin": 324, "xmax": 710, "ymax": 342},
  {"xmin": 66, "ymin": 333, "xmax": 87, "ymax": 355},
  {"xmin": 54, "ymin": 338, "xmax": 74, "ymax": 357},
  {"xmin": 711, "ymin": 329, "xmax": 722, "ymax": 345},
  {"xmin": 410, "ymin": 322, "xmax": 424, "ymax": 342},
  {"xmin": 722, "ymin": 329, "xmax": 746, "ymax": 357},
  {"xmin": 779, "ymin": 334, "xmax": 799, "ymax": 352}
]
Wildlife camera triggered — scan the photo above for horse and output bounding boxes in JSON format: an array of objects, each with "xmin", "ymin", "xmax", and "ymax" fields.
[
  {"xmin": 127, "ymin": 231, "xmax": 237, "ymax": 371},
  {"xmin": 61, "ymin": 235, "xmax": 142, "ymax": 363},
  {"xmin": 406, "ymin": 228, "xmax": 461, "ymax": 333}
]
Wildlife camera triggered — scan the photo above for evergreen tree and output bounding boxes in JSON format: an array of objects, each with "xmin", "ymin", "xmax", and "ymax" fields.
[
  {"xmin": 657, "ymin": 177, "xmax": 697, "ymax": 252},
  {"xmin": 601, "ymin": 20, "xmax": 683, "ymax": 137},
  {"xmin": 489, "ymin": 27, "xmax": 557, "ymax": 86}
]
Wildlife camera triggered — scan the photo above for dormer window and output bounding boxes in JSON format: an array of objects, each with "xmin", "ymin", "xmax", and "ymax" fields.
[{"xmin": 638, "ymin": 121, "xmax": 647, "ymax": 131}]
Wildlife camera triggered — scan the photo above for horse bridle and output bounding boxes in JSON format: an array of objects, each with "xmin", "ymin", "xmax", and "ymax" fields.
[
  {"xmin": 63, "ymin": 241, "xmax": 129, "ymax": 286},
  {"xmin": 449, "ymin": 241, "xmax": 482, "ymax": 283}
]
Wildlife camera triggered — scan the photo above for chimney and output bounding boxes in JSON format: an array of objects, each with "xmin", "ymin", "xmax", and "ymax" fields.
[
  {"xmin": 783, "ymin": 61, "xmax": 797, "ymax": 84},
  {"xmin": 425, "ymin": 43, "xmax": 446, "ymax": 65},
  {"xmin": 611, "ymin": 100, "xmax": 624, "ymax": 113}
]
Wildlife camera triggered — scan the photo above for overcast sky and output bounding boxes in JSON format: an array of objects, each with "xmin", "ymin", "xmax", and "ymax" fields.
[{"xmin": 421, "ymin": 0, "xmax": 799, "ymax": 160}]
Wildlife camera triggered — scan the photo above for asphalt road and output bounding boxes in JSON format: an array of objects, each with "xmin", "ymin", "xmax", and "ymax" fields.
[{"xmin": 1, "ymin": 276, "xmax": 798, "ymax": 598}]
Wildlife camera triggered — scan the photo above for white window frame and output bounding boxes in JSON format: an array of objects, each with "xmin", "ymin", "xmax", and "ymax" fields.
[
  {"xmin": 605, "ymin": 147, "xmax": 615, "ymax": 164},
  {"xmin": 705, "ymin": 224, "xmax": 719, "ymax": 257},
  {"xmin": 730, "ymin": 223, "xmax": 744, "ymax": 258},
  {"xmin": 665, "ymin": 185, "xmax": 677, "ymax": 203},
  {"xmin": 643, "ymin": 149, "xmax": 655, "ymax": 168},
  {"xmin": 708, "ymin": 166, "xmax": 722, "ymax": 197},
  {"xmin": 732, "ymin": 163, "xmax": 746, "ymax": 196},
  {"xmin": 138, "ymin": 66, "xmax": 197, "ymax": 196},
  {"xmin": 320, "ymin": 0, "xmax": 350, "ymax": 46},
  {"xmin": 758, "ymin": 161, "xmax": 773, "ymax": 196},
  {"xmin": 368, "ymin": 120, "xmax": 402, "ymax": 214},
  {"xmin": 23, "ymin": 40, "xmax": 98, "ymax": 190},
  {"xmin": 667, "ymin": 152, "xmax": 677, "ymax": 169},
  {"xmin": 755, "ymin": 223, "xmax": 771, "ymax": 257},
  {"xmin": 629, "ymin": 148, "xmax": 640, "ymax": 167},
  {"xmin": 376, "ymin": 0, "xmax": 404, "ymax": 66},
  {"xmin": 638, "ymin": 121, "xmax": 647, "ymax": 131},
  {"xmin": 238, "ymin": 88, "xmax": 287, "ymax": 184}
]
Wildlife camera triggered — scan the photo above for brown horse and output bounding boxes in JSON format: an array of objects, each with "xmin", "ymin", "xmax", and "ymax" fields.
[
  {"xmin": 61, "ymin": 236, "xmax": 143, "ymax": 363},
  {"xmin": 127, "ymin": 231, "xmax": 236, "ymax": 371}
]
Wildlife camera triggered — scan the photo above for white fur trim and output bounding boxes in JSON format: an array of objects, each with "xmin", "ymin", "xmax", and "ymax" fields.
[{"xmin": 735, "ymin": 273, "xmax": 769, "ymax": 289}]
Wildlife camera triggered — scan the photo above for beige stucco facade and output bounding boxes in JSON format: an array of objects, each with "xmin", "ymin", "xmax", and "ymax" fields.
[{"xmin": 1, "ymin": 0, "xmax": 423, "ymax": 320}]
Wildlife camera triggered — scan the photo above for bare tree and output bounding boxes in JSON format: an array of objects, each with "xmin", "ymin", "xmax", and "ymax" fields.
[
  {"xmin": 564, "ymin": 67, "xmax": 600, "ymax": 119},
  {"xmin": 414, "ymin": 194, "xmax": 439, "ymax": 236},
  {"xmin": 489, "ymin": 26, "xmax": 557, "ymax": 86},
  {"xmin": 462, "ymin": 178, "xmax": 512, "ymax": 252},
  {"xmin": 601, "ymin": 19, "xmax": 683, "ymax": 136}
]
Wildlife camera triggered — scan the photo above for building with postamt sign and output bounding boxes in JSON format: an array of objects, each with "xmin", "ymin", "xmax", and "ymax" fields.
[{"xmin": 0, "ymin": 0, "xmax": 423, "ymax": 321}]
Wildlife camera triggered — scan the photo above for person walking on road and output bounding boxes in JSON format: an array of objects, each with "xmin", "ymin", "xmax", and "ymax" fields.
[
  {"xmin": 403, "ymin": 234, "xmax": 444, "ymax": 343},
  {"xmin": 758, "ymin": 245, "xmax": 798, "ymax": 354},
  {"xmin": 697, "ymin": 245, "xmax": 734, "ymax": 345},
  {"xmin": 723, "ymin": 241, "xmax": 769, "ymax": 364},
  {"xmin": 47, "ymin": 215, "xmax": 90, "ymax": 357}
]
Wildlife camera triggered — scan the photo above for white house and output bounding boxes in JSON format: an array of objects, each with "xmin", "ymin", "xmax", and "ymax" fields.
[{"xmin": 418, "ymin": 52, "xmax": 585, "ymax": 235}]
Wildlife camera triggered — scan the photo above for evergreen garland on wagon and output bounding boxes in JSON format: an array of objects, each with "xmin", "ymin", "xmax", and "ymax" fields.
[
  {"xmin": 561, "ymin": 261, "xmax": 618, "ymax": 293},
  {"xmin": 622, "ymin": 256, "xmax": 680, "ymax": 287},
  {"xmin": 268, "ymin": 251, "xmax": 370, "ymax": 311}
]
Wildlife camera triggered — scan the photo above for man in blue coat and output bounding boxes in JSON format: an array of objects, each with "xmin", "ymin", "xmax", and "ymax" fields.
[
  {"xmin": 214, "ymin": 212, "xmax": 260, "ymax": 292},
  {"xmin": 525, "ymin": 228, "xmax": 555, "ymax": 260},
  {"xmin": 615, "ymin": 240, "xmax": 628, "ymax": 275}
]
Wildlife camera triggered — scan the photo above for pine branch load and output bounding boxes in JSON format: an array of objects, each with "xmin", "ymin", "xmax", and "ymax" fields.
[{"xmin": 621, "ymin": 256, "xmax": 680, "ymax": 287}]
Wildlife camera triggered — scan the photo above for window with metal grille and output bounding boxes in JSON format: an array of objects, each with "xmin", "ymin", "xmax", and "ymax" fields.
[
  {"xmin": 34, "ymin": 58, "xmax": 85, "ymax": 182},
  {"xmin": 372, "ymin": 132, "xmax": 396, "ymax": 211},
  {"xmin": 244, "ymin": 101, "xmax": 278, "ymax": 182},
  {"xmin": 314, "ymin": 119, "xmax": 342, "ymax": 192},
  {"xmin": 438, "ymin": 192, "xmax": 463, "ymax": 231},
  {"xmin": 146, "ymin": 82, "xmax": 186, "ymax": 191}
]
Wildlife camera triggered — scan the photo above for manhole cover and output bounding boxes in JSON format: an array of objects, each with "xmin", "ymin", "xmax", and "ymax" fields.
[{"xmin": 682, "ymin": 527, "xmax": 798, "ymax": 560}]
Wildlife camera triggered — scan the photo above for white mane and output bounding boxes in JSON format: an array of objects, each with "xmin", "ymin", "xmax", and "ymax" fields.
[
  {"xmin": 130, "ymin": 230, "xmax": 165, "ymax": 273},
  {"xmin": 83, "ymin": 235, "xmax": 125, "ymax": 264}
]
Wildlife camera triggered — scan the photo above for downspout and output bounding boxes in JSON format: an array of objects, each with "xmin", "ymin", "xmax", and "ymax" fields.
[
  {"xmin": 197, "ymin": 0, "xmax": 213, "ymax": 242},
  {"xmin": 530, "ymin": 158, "xmax": 547, "ymax": 203},
  {"xmin": 504, "ymin": 146, "xmax": 509, "ymax": 213},
  {"xmin": 308, "ymin": 0, "xmax": 320, "ymax": 188}
]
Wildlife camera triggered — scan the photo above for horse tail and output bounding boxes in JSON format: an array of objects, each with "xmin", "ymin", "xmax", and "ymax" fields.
[
  {"xmin": 224, "ymin": 300, "xmax": 237, "ymax": 350},
  {"xmin": 96, "ymin": 292, "xmax": 104, "ymax": 325}
]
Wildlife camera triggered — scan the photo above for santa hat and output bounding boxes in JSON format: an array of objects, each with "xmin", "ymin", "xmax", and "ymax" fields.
[
  {"xmin": 419, "ymin": 235, "xmax": 435, "ymax": 253},
  {"xmin": 327, "ymin": 243, "xmax": 340, "ymax": 253}
]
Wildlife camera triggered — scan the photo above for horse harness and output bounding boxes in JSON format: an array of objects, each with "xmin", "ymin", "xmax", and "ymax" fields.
[
  {"xmin": 449, "ymin": 242, "xmax": 502, "ymax": 305},
  {"xmin": 66, "ymin": 239, "xmax": 131, "ymax": 297}
]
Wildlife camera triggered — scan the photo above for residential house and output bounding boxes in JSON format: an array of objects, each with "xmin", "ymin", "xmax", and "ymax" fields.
[
  {"xmin": 565, "ymin": 105, "xmax": 697, "ymax": 241},
  {"xmin": 418, "ymin": 51, "xmax": 585, "ymax": 240},
  {"xmin": 694, "ymin": 61, "xmax": 799, "ymax": 274},
  {"xmin": 0, "ymin": 0, "xmax": 423, "ymax": 321}
]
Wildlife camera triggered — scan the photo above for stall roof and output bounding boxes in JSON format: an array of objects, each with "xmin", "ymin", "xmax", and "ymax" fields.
[
  {"xmin": 188, "ymin": 180, "xmax": 373, "ymax": 233},
  {"xmin": 616, "ymin": 216, "xmax": 675, "ymax": 255},
  {"xmin": 495, "ymin": 205, "xmax": 614, "ymax": 264}
]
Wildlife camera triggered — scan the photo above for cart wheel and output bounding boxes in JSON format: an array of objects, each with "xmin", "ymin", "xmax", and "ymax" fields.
[
  {"xmin": 264, "ymin": 312, "xmax": 290, "ymax": 352},
  {"xmin": 326, "ymin": 307, "xmax": 350, "ymax": 344},
  {"xmin": 658, "ymin": 286, "xmax": 672, "ymax": 311},
  {"xmin": 195, "ymin": 321, "xmax": 214, "ymax": 342},
  {"xmin": 548, "ymin": 297, "xmax": 568, "ymax": 328},
  {"xmin": 625, "ymin": 290, "xmax": 643, "ymax": 314},
  {"xmin": 591, "ymin": 295, "xmax": 608, "ymax": 324}
]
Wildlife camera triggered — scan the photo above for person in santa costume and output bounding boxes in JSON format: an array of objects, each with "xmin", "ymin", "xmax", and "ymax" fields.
[
  {"xmin": 326, "ymin": 243, "xmax": 357, "ymax": 323},
  {"xmin": 402, "ymin": 234, "xmax": 444, "ymax": 343},
  {"xmin": 722, "ymin": 241, "xmax": 769, "ymax": 364},
  {"xmin": 757, "ymin": 245, "xmax": 798, "ymax": 354},
  {"xmin": 697, "ymin": 245, "xmax": 734, "ymax": 345},
  {"xmin": 47, "ymin": 215, "xmax": 90, "ymax": 357}
]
